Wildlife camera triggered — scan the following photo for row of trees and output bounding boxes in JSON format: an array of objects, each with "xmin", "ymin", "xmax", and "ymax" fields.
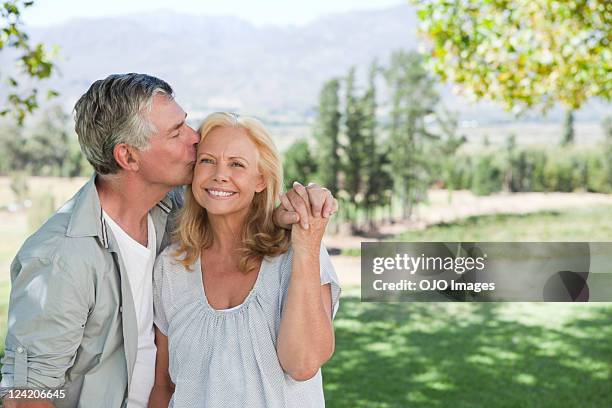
[
  {"xmin": 283, "ymin": 48, "xmax": 612, "ymax": 232},
  {"xmin": 447, "ymin": 137, "xmax": 612, "ymax": 196},
  {"xmin": 284, "ymin": 50, "xmax": 466, "ymax": 232}
]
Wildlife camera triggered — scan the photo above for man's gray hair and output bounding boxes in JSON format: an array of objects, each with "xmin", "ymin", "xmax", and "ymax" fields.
[{"xmin": 74, "ymin": 73, "xmax": 174, "ymax": 175}]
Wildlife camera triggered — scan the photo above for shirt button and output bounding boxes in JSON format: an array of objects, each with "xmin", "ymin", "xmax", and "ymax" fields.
[
  {"xmin": 16, "ymin": 347, "xmax": 24, "ymax": 354},
  {"xmin": 119, "ymin": 306, "xmax": 123, "ymax": 313}
]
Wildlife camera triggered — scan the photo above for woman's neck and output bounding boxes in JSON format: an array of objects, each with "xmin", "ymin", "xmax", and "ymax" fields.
[{"xmin": 207, "ymin": 210, "xmax": 249, "ymax": 254}]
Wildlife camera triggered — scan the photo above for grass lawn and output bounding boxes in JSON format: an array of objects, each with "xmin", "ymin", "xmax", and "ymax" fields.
[
  {"xmin": 324, "ymin": 287, "xmax": 612, "ymax": 408},
  {"xmin": 327, "ymin": 206, "xmax": 612, "ymax": 407}
]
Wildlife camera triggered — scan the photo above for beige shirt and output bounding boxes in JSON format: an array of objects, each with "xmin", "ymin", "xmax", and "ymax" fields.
[{"xmin": 1, "ymin": 176, "xmax": 181, "ymax": 407}]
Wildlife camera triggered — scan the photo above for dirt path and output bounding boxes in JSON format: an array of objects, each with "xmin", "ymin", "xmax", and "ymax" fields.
[{"xmin": 324, "ymin": 190, "xmax": 612, "ymax": 250}]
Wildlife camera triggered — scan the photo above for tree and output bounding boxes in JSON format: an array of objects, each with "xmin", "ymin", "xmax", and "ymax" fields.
[
  {"xmin": 361, "ymin": 60, "xmax": 392, "ymax": 230},
  {"xmin": 0, "ymin": 119, "xmax": 27, "ymax": 171},
  {"xmin": 414, "ymin": 0, "xmax": 612, "ymax": 134},
  {"xmin": 384, "ymin": 50, "xmax": 439, "ymax": 218},
  {"xmin": 1, "ymin": 0, "xmax": 57, "ymax": 124},
  {"xmin": 282, "ymin": 139, "xmax": 317, "ymax": 192},
  {"xmin": 561, "ymin": 109, "xmax": 575, "ymax": 146},
  {"xmin": 433, "ymin": 109, "xmax": 466, "ymax": 193},
  {"xmin": 0, "ymin": 105, "xmax": 89, "ymax": 176},
  {"xmin": 343, "ymin": 67, "xmax": 366, "ymax": 211},
  {"xmin": 603, "ymin": 115, "xmax": 612, "ymax": 144},
  {"xmin": 313, "ymin": 78, "xmax": 341, "ymax": 196},
  {"xmin": 25, "ymin": 105, "xmax": 71, "ymax": 176}
]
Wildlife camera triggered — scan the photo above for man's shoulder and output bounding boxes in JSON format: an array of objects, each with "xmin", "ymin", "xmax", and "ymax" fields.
[
  {"xmin": 17, "ymin": 222, "xmax": 104, "ymax": 270},
  {"xmin": 15, "ymin": 192, "xmax": 104, "ymax": 269}
]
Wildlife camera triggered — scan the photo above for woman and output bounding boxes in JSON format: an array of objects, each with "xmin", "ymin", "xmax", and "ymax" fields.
[{"xmin": 149, "ymin": 112, "xmax": 341, "ymax": 407}]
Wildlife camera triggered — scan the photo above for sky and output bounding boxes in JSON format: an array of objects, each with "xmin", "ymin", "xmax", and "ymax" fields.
[{"xmin": 23, "ymin": 0, "xmax": 407, "ymax": 27}]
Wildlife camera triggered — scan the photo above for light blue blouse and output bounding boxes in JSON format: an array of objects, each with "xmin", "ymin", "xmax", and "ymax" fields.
[{"xmin": 153, "ymin": 244, "xmax": 341, "ymax": 407}]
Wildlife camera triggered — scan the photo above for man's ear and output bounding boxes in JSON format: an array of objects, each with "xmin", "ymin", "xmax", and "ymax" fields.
[
  {"xmin": 113, "ymin": 143, "xmax": 140, "ymax": 171},
  {"xmin": 255, "ymin": 174, "xmax": 266, "ymax": 193}
]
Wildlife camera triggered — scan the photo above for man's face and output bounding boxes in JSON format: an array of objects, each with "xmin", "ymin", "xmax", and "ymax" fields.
[{"xmin": 137, "ymin": 94, "xmax": 199, "ymax": 188}]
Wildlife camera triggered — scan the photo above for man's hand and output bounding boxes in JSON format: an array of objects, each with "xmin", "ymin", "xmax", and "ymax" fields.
[{"xmin": 273, "ymin": 182, "xmax": 338, "ymax": 230}]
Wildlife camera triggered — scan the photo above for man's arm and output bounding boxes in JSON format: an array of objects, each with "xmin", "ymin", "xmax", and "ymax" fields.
[
  {"xmin": 1, "ymin": 255, "xmax": 92, "ymax": 406},
  {"xmin": 148, "ymin": 327, "xmax": 174, "ymax": 407}
]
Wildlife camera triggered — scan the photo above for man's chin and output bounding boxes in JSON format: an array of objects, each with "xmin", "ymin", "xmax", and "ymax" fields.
[{"xmin": 181, "ymin": 171, "xmax": 195, "ymax": 186}]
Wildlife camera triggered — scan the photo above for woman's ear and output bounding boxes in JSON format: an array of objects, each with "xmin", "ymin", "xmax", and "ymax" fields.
[{"xmin": 255, "ymin": 174, "xmax": 266, "ymax": 193}]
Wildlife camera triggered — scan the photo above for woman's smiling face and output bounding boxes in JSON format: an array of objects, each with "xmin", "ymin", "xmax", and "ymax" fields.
[{"xmin": 192, "ymin": 125, "xmax": 266, "ymax": 217}]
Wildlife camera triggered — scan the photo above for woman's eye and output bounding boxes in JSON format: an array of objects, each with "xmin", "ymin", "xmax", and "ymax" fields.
[
  {"xmin": 230, "ymin": 162, "xmax": 245, "ymax": 168},
  {"xmin": 200, "ymin": 158, "xmax": 214, "ymax": 164}
]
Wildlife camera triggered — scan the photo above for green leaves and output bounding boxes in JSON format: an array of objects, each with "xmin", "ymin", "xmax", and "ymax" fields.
[
  {"xmin": 413, "ymin": 0, "xmax": 612, "ymax": 113},
  {"xmin": 1, "ymin": 0, "xmax": 58, "ymax": 125}
]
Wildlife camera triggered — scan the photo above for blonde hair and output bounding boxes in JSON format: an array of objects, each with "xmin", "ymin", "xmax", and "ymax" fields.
[{"xmin": 173, "ymin": 112, "xmax": 290, "ymax": 273}]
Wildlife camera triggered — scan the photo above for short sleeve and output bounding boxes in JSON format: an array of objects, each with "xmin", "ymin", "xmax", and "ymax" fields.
[
  {"xmin": 319, "ymin": 245, "xmax": 341, "ymax": 319},
  {"xmin": 152, "ymin": 254, "xmax": 169, "ymax": 336}
]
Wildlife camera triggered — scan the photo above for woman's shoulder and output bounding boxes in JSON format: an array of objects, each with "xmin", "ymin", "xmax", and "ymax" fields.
[
  {"xmin": 160, "ymin": 241, "xmax": 181, "ymax": 256},
  {"xmin": 157, "ymin": 242, "xmax": 180, "ymax": 264},
  {"xmin": 156, "ymin": 243, "xmax": 195, "ymax": 273}
]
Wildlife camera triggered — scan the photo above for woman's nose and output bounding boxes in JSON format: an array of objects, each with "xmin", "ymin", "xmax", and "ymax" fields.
[{"xmin": 213, "ymin": 167, "xmax": 229, "ymax": 182}]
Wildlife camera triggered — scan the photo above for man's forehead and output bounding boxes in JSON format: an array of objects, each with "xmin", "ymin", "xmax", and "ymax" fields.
[{"xmin": 150, "ymin": 95, "xmax": 186, "ymax": 126}]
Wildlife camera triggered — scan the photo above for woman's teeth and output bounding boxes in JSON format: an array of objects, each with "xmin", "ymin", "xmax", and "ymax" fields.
[{"xmin": 207, "ymin": 189, "xmax": 235, "ymax": 197}]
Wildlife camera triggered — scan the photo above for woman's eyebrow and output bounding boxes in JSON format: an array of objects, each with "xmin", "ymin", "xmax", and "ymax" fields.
[
  {"xmin": 229, "ymin": 156, "xmax": 249, "ymax": 164},
  {"xmin": 197, "ymin": 152, "xmax": 249, "ymax": 164}
]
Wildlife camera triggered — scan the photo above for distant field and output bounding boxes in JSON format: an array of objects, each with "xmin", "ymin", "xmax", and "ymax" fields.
[
  {"xmin": 266, "ymin": 121, "xmax": 607, "ymax": 153},
  {"xmin": 458, "ymin": 122, "xmax": 605, "ymax": 148},
  {"xmin": 0, "ymin": 176, "xmax": 88, "ymax": 209},
  {"xmin": 340, "ymin": 206, "xmax": 612, "ymax": 257},
  {"xmin": 395, "ymin": 206, "xmax": 612, "ymax": 242},
  {"xmin": 268, "ymin": 121, "xmax": 607, "ymax": 153},
  {"xmin": 0, "ymin": 177, "xmax": 88, "ymax": 282}
]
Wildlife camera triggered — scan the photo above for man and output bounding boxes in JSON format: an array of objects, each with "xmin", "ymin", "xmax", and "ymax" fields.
[{"xmin": 0, "ymin": 73, "xmax": 337, "ymax": 407}]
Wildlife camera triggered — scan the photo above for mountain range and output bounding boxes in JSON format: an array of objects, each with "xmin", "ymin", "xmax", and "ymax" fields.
[{"xmin": 3, "ymin": 4, "xmax": 609, "ymax": 131}]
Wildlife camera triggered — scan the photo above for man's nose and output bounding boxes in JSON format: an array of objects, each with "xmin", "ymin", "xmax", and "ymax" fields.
[{"xmin": 187, "ymin": 125, "xmax": 200, "ymax": 146}]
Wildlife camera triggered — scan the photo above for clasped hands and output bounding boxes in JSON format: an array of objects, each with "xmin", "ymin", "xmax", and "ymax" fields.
[{"xmin": 273, "ymin": 181, "xmax": 337, "ymax": 246}]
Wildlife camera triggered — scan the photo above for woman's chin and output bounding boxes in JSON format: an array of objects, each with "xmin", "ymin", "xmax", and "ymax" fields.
[{"xmin": 206, "ymin": 209, "xmax": 231, "ymax": 216}]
